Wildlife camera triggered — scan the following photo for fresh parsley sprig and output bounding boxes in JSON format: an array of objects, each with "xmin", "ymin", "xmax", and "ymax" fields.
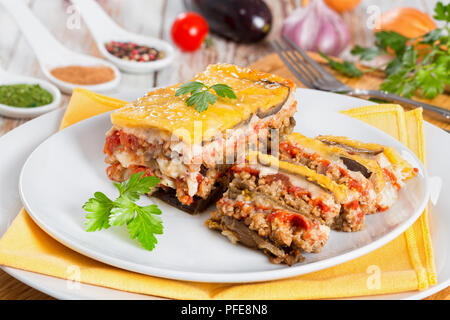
[
  {"xmin": 83, "ymin": 172, "xmax": 163, "ymax": 251},
  {"xmin": 175, "ymin": 81, "xmax": 237, "ymax": 112},
  {"xmin": 324, "ymin": 1, "xmax": 450, "ymax": 100}
]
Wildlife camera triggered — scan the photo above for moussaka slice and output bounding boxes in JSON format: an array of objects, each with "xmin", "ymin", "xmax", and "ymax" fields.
[
  {"xmin": 247, "ymin": 151, "xmax": 365, "ymax": 231},
  {"xmin": 207, "ymin": 150, "xmax": 364, "ymax": 264},
  {"xmin": 103, "ymin": 64, "xmax": 297, "ymax": 213},
  {"xmin": 316, "ymin": 135, "xmax": 418, "ymax": 211},
  {"xmin": 279, "ymin": 133, "xmax": 378, "ymax": 216},
  {"xmin": 207, "ymin": 191, "xmax": 330, "ymax": 265}
]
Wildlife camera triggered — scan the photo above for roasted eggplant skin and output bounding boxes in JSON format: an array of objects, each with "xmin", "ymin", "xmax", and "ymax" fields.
[{"xmin": 183, "ymin": 0, "xmax": 272, "ymax": 43}]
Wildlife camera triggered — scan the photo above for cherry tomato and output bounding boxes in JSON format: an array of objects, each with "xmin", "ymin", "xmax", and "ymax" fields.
[{"xmin": 171, "ymin": 12, "xmax": 209, "ymax": 52}]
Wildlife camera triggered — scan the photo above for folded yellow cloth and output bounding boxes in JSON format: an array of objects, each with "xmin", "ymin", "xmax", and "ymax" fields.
[{"xmin": 0, "ymin": 88, "xmax": 436, "ymax": 299}]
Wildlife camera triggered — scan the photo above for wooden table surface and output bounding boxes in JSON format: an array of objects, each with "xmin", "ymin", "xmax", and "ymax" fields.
[{"xmin": 0, "ymin": 0, "xmax": 448, "ymax": 300}]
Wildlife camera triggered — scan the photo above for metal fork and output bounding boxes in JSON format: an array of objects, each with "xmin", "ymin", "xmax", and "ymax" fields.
[{"xmin": 271, "ymin": 35, "xmax": 450, "ymax": 123}]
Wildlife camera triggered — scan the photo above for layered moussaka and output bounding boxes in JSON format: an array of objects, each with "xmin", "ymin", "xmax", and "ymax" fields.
[
  {"xmin": 315, "ymin": 135, "xmax": 418, "ymax": 211},
  {"xmin": 206, "ymin": 151, "xmax": 335, "ymax": 265},
  {"xmin": 279, "ymin": 133, "xmax": 418, "ymax": 219},
  {"xmin": 103, "ymin": 64, "xmax": 297, "ymax": 213}
]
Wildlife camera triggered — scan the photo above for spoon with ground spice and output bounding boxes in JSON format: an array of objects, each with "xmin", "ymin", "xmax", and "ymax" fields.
[
  {"xmin": 0, "ymin": 68, "xmax": 61, "ymax": 118},
  {"xmin": 1, "ymin": 0, "xmax": 121, "ymax": 94},
  {"xmin": 72, "ymin": 0, "xmax": 174, "ymax": 74}
]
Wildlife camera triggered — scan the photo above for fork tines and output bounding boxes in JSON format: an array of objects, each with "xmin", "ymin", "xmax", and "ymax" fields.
[{"xmin": 270, "ymin": 35, "xmax": 341, "ymax": 90}]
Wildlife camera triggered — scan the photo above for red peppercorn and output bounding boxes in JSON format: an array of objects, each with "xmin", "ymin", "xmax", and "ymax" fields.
[{"xmin": 104, "ymin": 41, "xmax": 162, "ymax": 62}]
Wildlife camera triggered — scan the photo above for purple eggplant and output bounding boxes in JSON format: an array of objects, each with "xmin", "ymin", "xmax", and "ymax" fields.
[{"xmin": 183, "ymin": 0, "xmax": 272, "ymax": 43}]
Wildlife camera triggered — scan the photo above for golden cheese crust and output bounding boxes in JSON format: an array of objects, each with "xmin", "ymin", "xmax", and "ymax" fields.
[
  {"xmin": 248, "ymin": 151, "xmax": 349, "ymax": 203},
  {"xmin": 288, "ymin": 133, "xmax": 387, "ymax": 191},
  {"xmin": 315, "ymin": 134, "xmax": 417, "ymax": 182},
  {"xmin": 111, "ymin": 64, "xmax": 295, "ymax": 144}
]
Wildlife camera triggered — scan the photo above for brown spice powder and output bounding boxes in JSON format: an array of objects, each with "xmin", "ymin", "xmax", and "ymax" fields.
[{"xmin": 50, "ymin": 65, "xmax": 115, "ymax": 85}]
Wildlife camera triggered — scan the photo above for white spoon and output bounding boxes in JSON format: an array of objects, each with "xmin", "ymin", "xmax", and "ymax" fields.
[
  {"xmin": 0, "ymin": 0, "xmax": 121, "ymax": 94},
  {"xmin": 0, "ymin": 68, "xmax": 62, "ymax": 119},
  {"xmin": 71, "ymin": 0, "xmax": 175, "ymax": 74}
]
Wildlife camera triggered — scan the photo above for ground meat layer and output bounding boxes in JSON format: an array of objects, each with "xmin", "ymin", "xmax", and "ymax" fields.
[
  {"xmin": 279, "ymin": 140, "xmax": 377, "ymax": 215},
  {"xmin": 230, "ymin": 165, "xmax": 365, "ymax": 232},
  {"xmin": 230, "ymin": 167, "xmax": 340, "ymax": 225},
  {"xmin": 207, "ymin": 190, "xmax": 330, "ymax": 265}
]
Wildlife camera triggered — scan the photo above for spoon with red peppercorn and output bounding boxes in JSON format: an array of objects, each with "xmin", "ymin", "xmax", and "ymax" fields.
[{"xmin": 72, "ymin": 0, "xmax": 174, "ymax": 74}]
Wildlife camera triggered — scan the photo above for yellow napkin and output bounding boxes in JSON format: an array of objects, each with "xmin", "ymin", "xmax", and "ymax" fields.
[{"xmin": 0, "ymin": 88, "xmax": 436, "ymax": 299}]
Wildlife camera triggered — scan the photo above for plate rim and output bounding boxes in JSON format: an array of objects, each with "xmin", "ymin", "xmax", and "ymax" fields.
[
  {"xmin": 17, "ymin": 100, "xmax": 431, "ymax": 283},
  {"xmin": 2, "ymin": 88, "xmax": 447, "ymax": 299}
]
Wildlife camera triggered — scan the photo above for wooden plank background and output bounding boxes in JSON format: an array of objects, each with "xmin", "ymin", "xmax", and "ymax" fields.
[{"xmin": 0, "ymin": 0, "xmax": 448, "ymax": 300}]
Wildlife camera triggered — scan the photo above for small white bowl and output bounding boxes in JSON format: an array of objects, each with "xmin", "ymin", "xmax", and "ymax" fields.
[
  {"xmin": 41, "ymin": 59, "xmax": 121, "ymax": 95},
  {"xmin": 99, "ymin": 36, "xmax": 175, "ymax": 74},
  {"xmin": 0, "ymin": 76, "xmax": 62, "ymax": 119}
]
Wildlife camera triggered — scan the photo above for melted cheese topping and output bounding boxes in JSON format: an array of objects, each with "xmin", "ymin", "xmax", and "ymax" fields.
[
  {"xmin": 111, "ymin": 64, "xmax": 294, "ymax": 144},
  {"xmin": 317, "ymin": 135, "xmax": 385, "ymax": 152},
  {"xmin": 311, "ymin": 134, "xmax": 417, "ymax": 185},
  {"xmin": 257, "ymin": 164, "xmax": 329, "ymax": 199},
  {"xmin": 248, "ymin": 151, "xmax": 349, "ymax": 203},
  {"xmin": 286, "ymin": 133, "xmax": 387, "ymax": 191},
  {"xmin": 382, "ymin": 147, "xmax": 417, "ymax": 180}
]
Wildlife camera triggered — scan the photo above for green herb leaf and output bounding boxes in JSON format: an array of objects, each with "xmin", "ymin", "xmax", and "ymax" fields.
[
  {"xmin": 114, "ymin": 171, "xmax": 159, "ymax": 201},
  {"xmin": 319, "ymin": 52, "xmax": 363, "ymax": 78},
  {"xmin": 402, "ymin": 47, "xmax": 418, "ymax": 67},
  {"xmin": 83, "ymin": 192, "xmax": 114, "ymax": 232},
  {"xmin": 384, "ymin": 57, "xmax": 403, "ymax": 76},
  {"xmin": 175, "ymin": 81, "xmax": 206, "ymax": 96},
  {"xmin": 109, "ymin": 196, "xmax": 137, "ymax": 226},
  {"xmin": 202, "ymin": 91, "xmax": 218, "ymax": 110},
  {"xmin": 186, "ymin": 91, "xmax": 203, "ymax": 106},
  {"xmin": 210, "ymin": 84, "xmax": 237, "ymax": 99},
  {"xmin": 350, "ymin": 45, "xmax": 383, "ymax": 61},
  {"xmin": 375, "ymin": 31, "xmax": 408, "ymax": 55},
  {"xmin": 381, "ymin": 70, "xmax": 419, "ymax": 98},
  {"xmin": 416, "ymin": 56, "xmax": 449, "ymax": 99},
  {"xmin": 343, "ymin": 2, "xmax": 450, "ymax": 100},
  {"xmin": 127, "ymin": 205, "xmax": 163, "ymax": 251},
  {"xmin": 176, "ymin": 81, "xmax": 236, "ymax": 112},
  {"xmin": 434, "ymin": 1, "xmax": 450, "ymax": 22},
  {"xmin": 82, "ymin": 172, "xmax": 163, "ymax": 251},
  {"xmin": 420, "ymin": 29, "xmax": 443, "ymax": 44}
]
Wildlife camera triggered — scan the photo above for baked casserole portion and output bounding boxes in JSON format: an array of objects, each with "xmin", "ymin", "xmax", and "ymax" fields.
[
  {"xmin": 206, "ymin": 151, "xmax": 333, "ymax": 265},
  {"xmin": 103, "ymin": 64, "xmax": 297, "ymax": 213}
]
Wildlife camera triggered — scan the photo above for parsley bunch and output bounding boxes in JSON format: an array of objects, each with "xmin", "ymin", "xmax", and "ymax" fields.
[
  {"xmin": 323, "ymin": 1, "xmax": 450, "ymax": 99},
  {"xmin": 83, "ymin": 172, "xmax": 163, "ymax": 251},
  {"xmin": 175, "ymin": 81, "xmax": 237, "ymax": 112}
]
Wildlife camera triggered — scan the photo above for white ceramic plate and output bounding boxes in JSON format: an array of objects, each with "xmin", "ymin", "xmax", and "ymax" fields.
[
  {"xmin": 17, "ymin": 90, "xmax": 430, "ymax": 283},
  {"xmin": 1, "ymin": 89, "xmax": 448, "ymax": 298}
]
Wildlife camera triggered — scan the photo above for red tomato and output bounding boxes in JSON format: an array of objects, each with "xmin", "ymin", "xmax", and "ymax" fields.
[{"xmin": 171, "ymin": 12, "xmax": 209, "ymax": 52}]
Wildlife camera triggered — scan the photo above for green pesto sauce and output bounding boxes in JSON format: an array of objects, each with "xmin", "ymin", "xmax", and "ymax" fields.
[{"xmin": 0, "ymin": 84, "xmax": 54, "ymax": 108}]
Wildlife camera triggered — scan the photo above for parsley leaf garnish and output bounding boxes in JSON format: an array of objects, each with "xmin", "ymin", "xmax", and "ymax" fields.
[
  {"xmin": 319, "ymin": 52, "xmax": 364, "ymax": 78},
  {"xmin": 83, "ymin": 192, "xmax": 114, "ymax": 232},
  {"xmin": 83, "ymin": 172, "xmax": 162, "ymax": 251},
  {"xmin": 327, "ymin": 1, "xmax": 450, "ymax": 100},
  {"xmin": 127, "ymin": 204, "xmax": 163, "ymax": 251},
  {"xmin": 175, "ymin": 81, "xmax": 237, "ymax": 113}
]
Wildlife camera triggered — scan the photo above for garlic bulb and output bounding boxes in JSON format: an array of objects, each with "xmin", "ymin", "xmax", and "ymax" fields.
[{"xmin": 282, "ymin": 0, "xmax": 350, "ymax": 56}]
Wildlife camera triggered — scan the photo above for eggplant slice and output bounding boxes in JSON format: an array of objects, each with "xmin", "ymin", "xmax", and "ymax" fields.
[{"xmin": 153, "ymin": 183, "xmax": 227, "ymax": 214}]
